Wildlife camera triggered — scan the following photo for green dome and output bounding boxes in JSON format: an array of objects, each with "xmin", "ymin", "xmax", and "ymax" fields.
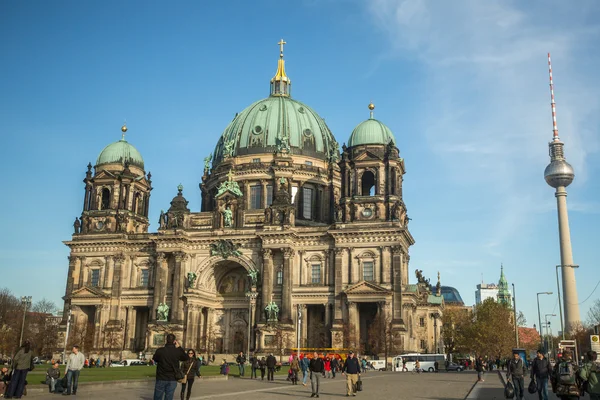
[
  {"xmin": 96, "ymin": 138, "xmax": 144, "ymax": 169},
  {"xmin": 348, "ymin": 117, "xmax": 396, "ymax": 147},
  {"xmin": 213, "ymin": 96, "xmax": 339, "ymax": 164}
]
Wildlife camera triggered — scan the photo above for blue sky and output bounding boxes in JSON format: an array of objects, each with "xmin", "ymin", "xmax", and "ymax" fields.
[{"xmin": 1, "ymin": 0, "xmax": 599, "ymax": 332}]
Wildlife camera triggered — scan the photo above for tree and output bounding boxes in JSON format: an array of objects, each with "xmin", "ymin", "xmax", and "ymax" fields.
[
  {"xmin": 517, "ymin": 311, "xmax": 527, "ymax": 327},
  {"xmin": 587, "ymin": 299, "xmax": 600, "ymax": 327},
  {"xmin": 469, "ymin": 298, "xmax": 516, "ymax": 358},
  {"xmin": 367, "ymin": 313, "xmax": 401, "ymax": 369},
  {"xmin": 307, "ymin": 321, "xmax": 328, "ymax": 348},
  {"xmin": 0, "ymin": 288, "xmax": 21, "ymax": 356},
  {"xmin": 441, "ymin": 306, "xmax": 472, "ymax": 357},
  {"xmin": 271, "ymin": 323, "xmax": 293, "ymax": 362},
  {"xmin": 103, "ymin": 325, "xmax": 123, "ymax": 363},
  {"xmin": 341, "ymin": 322, "xmax": 358, "ymax": 350},
  {"xmin": 32, "ymin": 299, "xmax": 57, "ymax": 315},
  {"xmin": 68, "ymin": 321, "xmax": 95, "ymax": 353}
]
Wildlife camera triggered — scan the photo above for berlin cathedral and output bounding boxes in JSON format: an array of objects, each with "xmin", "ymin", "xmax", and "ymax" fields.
[{"xmin": 61, "ymin": 40, "xmax": 444, "ymax": 358}]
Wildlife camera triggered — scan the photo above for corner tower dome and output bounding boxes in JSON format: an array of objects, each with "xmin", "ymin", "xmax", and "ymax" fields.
[
  {"xmin": 96, "ymin": 124, "xmax": 144, "ymax": 169},
  {"xmin": 212, "ymin": 40, "xmax": 339, "ymax": 166},
  {"xmin": 348, "ymin": 103, "xmax": 396, "ymax": 147}
]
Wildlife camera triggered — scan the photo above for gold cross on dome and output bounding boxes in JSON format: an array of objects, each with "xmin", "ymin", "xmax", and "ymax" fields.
[
  {"xmin": 278, "ymin": 39, "xmax": 286, "ymax": 58},
  {"xmin": 227, "ymin": 169, "xmax": 235, "ymax": 181}
]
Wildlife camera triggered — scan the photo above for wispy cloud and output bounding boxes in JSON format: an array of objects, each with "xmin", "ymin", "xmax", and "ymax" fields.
[{"xmin": 366, "ymin": 0, "xmax": 600, "ymax": 252}]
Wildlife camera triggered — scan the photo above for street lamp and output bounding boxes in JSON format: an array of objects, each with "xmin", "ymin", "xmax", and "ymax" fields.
[
  {"xmin": 430, "ymin": 313, "xmax": 440, "ymax": 354},
  {"xmin": 555, "ymin": 265, "xmax": 578, "ymax": 340},
  {"xmin": 512, "ymin": 283, "xmax": 519, "ymax": 346},
  {"xmin": 297, "ymin": 304, "xmax": 302, "ymax": 354},
  {"xmin": 545, "ymin": 313, "xmax": 556, "ymax": 355},
  {"xmin": 537, "ymin": 292, "xmax": 553, "ymax": 350},
  {"xmin": 19, "ymin": 296, "xmax": 32, "ymax": 346}
]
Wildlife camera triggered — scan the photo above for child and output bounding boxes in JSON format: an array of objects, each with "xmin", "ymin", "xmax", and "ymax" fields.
[{"xmin": 220, "ymin": 359, "xmax": 229, "ymax": 375}]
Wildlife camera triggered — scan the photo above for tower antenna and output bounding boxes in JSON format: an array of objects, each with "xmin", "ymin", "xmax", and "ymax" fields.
[{"xmin": 548, "ymin": 53, "xmax": 560, "ymax": 141}]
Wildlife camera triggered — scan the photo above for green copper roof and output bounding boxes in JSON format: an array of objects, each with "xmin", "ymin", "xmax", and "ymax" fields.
[
  {"xmin": 213, "ymin": 96, "xmax": 339, "ymax": 165},
  {"xmin": 427, "ymin": 294, "xmax": 444, "ymax": 305},
  {"xmin": 348, "ymin": 117, "xmax": 396, "ymax": 147},
  {"xmin": 96, "ymin": 138, "xmax": 144, "ymax": 169}
]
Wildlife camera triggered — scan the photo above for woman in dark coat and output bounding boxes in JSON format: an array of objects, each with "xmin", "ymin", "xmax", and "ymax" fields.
[
  {"xmin": 5, "ymin": 341, "xmax": 34, "ymax": 399},
  {"xmin": 180, "ymin": 349, "xmax": 200, "ymax": 400}
]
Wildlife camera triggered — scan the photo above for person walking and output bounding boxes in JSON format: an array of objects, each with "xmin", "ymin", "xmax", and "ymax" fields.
[
  {"xmin": 250, "ymin": 353, "xmax": 259, "ymax": 379},
  {"xmin": 507, "ymin": 351, "xmax": 527, "ymax": 400},
  {"xmin": 579, "ymin": 350, "xmax": 599, "ymax": 400},
  {"xmin": 62, "ymin": 345, "xmax": 85, "ymax": 396},
  {"xmin": 300, "ymin": 354, "xmax": 310, "ymax": 386},
  {"xmin": 290, "ymin": 355, "xmax": 300, "ymax": 385},
  {"xmin": 180, "ymin": 349, "xmax": 200, "ymax": 400},
  {"xmin": 331, "ymin": 356, "xmax": 339, "ymax": 379},
  {"xmin": 5, "ymin": 341, "xmax": 34, "ymax": 399},
  {"xmin": 152, "ymin": 334, "xmax": 189, "ymax": 400},
  {"xmin": 309, "ymin": 352, "xmax": 324, "ymax": 398},
  {"xmin": 266, "ymin": 353, "xmax": 276, "ymax": 381},
  {"xmin": 236, "ymin": 352, "xmax": 246, "ymax": 377},
  {"xmin": 342, "ymin": 351, "xmax": 361, "ymax": 397},
  {"xmin": 531, "ymin": 349, "xmax": 552, "ymax": 400},
  {"xmin": 259, "ymin": 357, "xmax": 267, "ymax": 380},
  {"xmin": 324, "ymin": 357, "xmax": 332, "ymax": 379},
  {"xmin": 475, "ymin": 356, "xmax": 485, "ymax": 382},
  {"xmin": 552, "ymin": 349, "xmax": 581, "ymax": 400}
]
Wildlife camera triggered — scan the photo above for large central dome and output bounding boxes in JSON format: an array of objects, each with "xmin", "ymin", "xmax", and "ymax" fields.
[
  {"xmin": 213, "ymin": 96, "xmax": 338, "ymax": 164},
  {"xmin": 212, "ymin": 41, "xmax": 338, "ymax": 166}
]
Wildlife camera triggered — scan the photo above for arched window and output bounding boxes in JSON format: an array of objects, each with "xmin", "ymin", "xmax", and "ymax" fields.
[
  {"xmin": 276, "ymin": 269, "xmax": 283, "ymax": 286},
  {"xmin": 101, "ymin": 188, "xmax": 111, "ymax": 210},
  {"xmin": 361, "ymin": 171, "xmax": 376, "ymax": 196}
]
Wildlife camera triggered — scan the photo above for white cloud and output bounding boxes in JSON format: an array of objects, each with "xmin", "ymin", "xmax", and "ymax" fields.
[{"xmin": 366, "ymin": 0, "xmax": 600, "ymax": 251}]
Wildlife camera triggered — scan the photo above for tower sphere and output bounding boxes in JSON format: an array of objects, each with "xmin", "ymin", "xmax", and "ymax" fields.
[{"xmin": 544, "ymin": 159, "xmax": 574, "ymax": 188}]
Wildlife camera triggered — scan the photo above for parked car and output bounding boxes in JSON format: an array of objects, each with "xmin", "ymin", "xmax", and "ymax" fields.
[{"xmin": 446, "ymin": 362, "xmax": 464, "ymax": 372}]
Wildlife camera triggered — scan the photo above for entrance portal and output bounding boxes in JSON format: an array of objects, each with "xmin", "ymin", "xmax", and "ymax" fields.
[{"xmin": 358, "ymin": 303, "xmax": 378, "ymax": 354}]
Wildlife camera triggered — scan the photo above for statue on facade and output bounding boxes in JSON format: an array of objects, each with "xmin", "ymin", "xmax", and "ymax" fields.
[
  {"xmin": 187, "ymin": 272, "xmax": 197, "ymax": 289},
  {"xmin": 265, "ymin": 301, "xmax": 279, "ymax": 322},
  {"xmin": 223, "ymin": 206, "xmax": 233, "ymax": 227},
  {"xmin": 159, "ymin": 210, "xmax": 166, "ymax": 229},
  {"xmin": 247, "ymin": 269, "xmax": 259, "ymax": 288},
  {"xmin": 223, "ymin": 139, "xmax": 235, "ymax": 158},
  {"xmin": 392, "ymin": 202, "xmax": 401, "ymax": 221},
  {"xmin": 157, "ymin": 303, "xmax": 169, "ymax": 322},
  {"xmin": 203, "ymin": 154, "xmax": 212, "ymax": 171},
  {"xmin": 73, "ymin": 217, "xmax": 81, "ymax": 234},
  {"xmin": 415, "ymin": 269, "xmax": 430, "ymax": 286},
  {"xmin": 210, "ymin": 239, "xmax": 242, "ymax": 259},
  {"xmin": 334, "ymin": 203, "xmax": 343, "ymax": 222},
  {"xmin": 216, "ymin": 170, "xmax": 243, "ymax": 198}
]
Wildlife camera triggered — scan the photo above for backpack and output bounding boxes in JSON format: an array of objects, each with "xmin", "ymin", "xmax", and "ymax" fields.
[{"xmin": 558, "ymin": 361, "xmax": 576, "ymax": 385}]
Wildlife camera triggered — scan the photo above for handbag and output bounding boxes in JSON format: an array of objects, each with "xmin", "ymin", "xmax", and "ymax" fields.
[
  {"xmin": 504, "ymin": 380, "xmax": 515, "ymax": 399},
  {"xmin": 177, "ymin": 361, "xmax": 194, "ymax": 384},
  {"xmin": 528, "ymin": 378, "xmax": 537, "ymax": 394},
  {"xmin": 355, "ymin": 378, "xmax": 363, "ymax": 392}
]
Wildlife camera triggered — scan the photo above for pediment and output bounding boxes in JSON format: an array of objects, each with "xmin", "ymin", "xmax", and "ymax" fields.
[
  {"xmin": 344, "ymin": 281, "xmax": 392, "ymax": 295},
  {"xmin": 353, "ymin": 151, "xmax": 382, "ymax": 162},
  {"xmin": 69, "ymin": 286, "xmax": 109, "ymax": 299}
]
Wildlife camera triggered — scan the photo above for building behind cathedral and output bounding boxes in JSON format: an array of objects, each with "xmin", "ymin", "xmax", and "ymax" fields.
[{"xmin": 61, "ymin": 42, "xmax": 444, "ymax": 358}]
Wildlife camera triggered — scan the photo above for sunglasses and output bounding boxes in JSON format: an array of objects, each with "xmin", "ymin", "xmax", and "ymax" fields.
[{"xmin": 188, "ymin": 352, "xmax": 194, "ymax": 355}]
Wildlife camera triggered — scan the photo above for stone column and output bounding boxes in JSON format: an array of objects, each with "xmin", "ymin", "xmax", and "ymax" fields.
[
  {"xmin": 391, "ymin": 246, "xmax": 403, "ymax": 322},
  {"xmin": 151, "ymin": 253, "xmax": 166, "ymax": 322},
  {"xmin": 348, "ymin": 301, "xmax": 359, "ymax": 347},
  {"xmin": 333, "ymin": 248, "xmax": 345, "ymax": 321},
  {"xmin": 172, "ymin": 252, "xmax": 188, "ymax": 323},
  {"xmin": 205, "ymin": 308, "xmax": 214, "ymax": 353},
  {"xmin": 261, "ymin": 180, "xmax": 267, "ymax": 208},
  {"xmin": 93, "ymin": 305, "xmax": 102, "ymax": 349},
  {"xmin": 282, "ymin": 248, "xmax": 294, "ymax": 322},
  {"xmin": 297, "ymin": 250, "xmax": 304, "ymax": 286},
  {"xmin": 324, "ymin": 303, "xmax": 331, "ymax": 328},
  {"xmin": 196, "ymin": 307, "xmax": 205, "ymax": 351},
  {"xmin": 128, "ymin": 256, "xmax": 136, "ymax": 288},
  {"xmin": 382, "ymin": 247, "xmax": 391, "ymax": 285},
  {"xmin": 110, "ymin": 254, "xmax": 125, "ymax": 321},
  {"xmin": 124, "ymin": 306, "xmax": 135, "ymax": 350},
  {"xmin": 260, "ymin": 249, "xmax": 273, "ymax": 322},
  {"xmin": 300, "ymin": 304, "xmax": 308, "ymax": 347}
]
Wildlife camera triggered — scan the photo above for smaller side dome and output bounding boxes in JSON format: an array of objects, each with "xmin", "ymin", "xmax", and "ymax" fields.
[
  {"xmin": 96, "ymin": 129, "xmax": 144, "ymax": 169},
  {"xmin": 348, "ymin": 104, "xmax": 396, "ymax": 147}
]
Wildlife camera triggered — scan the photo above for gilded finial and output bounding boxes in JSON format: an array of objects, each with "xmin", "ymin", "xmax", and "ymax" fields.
[
  {"xmin": 278, "ymin": 38, "xmax": 286, "ymax": 58},
  {"xmin": 368, "ymin": 101, "xmax": 375, "ymax": 119},
  {"xmin": 121, "ymin": 123, "xmax": 127, "ymax": 140},
  {"xmin": 271, "ymin": 39, "xmax": 291, "ymax": 97}
]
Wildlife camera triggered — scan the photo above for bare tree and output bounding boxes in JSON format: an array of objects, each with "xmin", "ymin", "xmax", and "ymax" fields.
[
  {"xmin": 587, "ymin": 299, "xmax": 600, "ymax": 326},
  {"xmin": 272, "ymin": 324, "xmax": 293, "ymax": 362},
  {"xmin": 0, "ymin": 288, "xmax": 20, "ymax": 356},
  {"xmin": 31, "ymin": 299, "xmax": 57, "ymax": 315},
  {"xmin": 307, "ymin": 321, "xmax": 328, "ymax": 348},
  {"xmin": 103, "ymin": 326, "xmax": 123, "ymax": 363},
  {"xmin": 342, "ymin": 322, "xmax": 358, "ymax": 350}
]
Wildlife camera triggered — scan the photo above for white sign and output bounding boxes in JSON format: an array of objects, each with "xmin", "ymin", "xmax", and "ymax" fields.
[{"xmin": 591, "ymin": 335, "xmax": 600, "ymax": 352}]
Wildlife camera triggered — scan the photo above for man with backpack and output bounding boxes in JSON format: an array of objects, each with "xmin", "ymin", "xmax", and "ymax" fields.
[
  {"xmin": 552, "ymin": 349, "xmax": 580, "ymax": 399},
  {"xmin": 507, "ymin": 351, "xmax": 527, "ymax": 400},
  {"xmin": 266, "ymin": 353, "xmax": 277, "ymax": 381},
  {"xmin": 236, "ymin": 352, "xmax": 246, "ymax": 377},
  {"xmin": 579, "ymin": 351, "xmax": 599, "ymax": 400},
  {"xmin": 531, "ymin": 349, "xmax": 552, "ymax": 400}
]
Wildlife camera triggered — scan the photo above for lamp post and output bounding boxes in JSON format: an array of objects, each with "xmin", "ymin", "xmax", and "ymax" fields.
[
  {"xmin": 555, "ymin": 265, "xmax": 578, "ymax": 340},
  {"xmin": 545, "ymin": 313, "xmax": 556, "ymax": 355},
  {"xmin": 512, "ymin": 283, "xmax": 519, "ymax": 346},
  {"xmin": 537, "ymin": 292, "xmax": 553, "ymax": 350},
  {"xmin": 19, "ymin": 296, "xmax": 32, "ymax": 346},
  {"xmin": 297, "ymin": 304, "xmax": 302, "ymax": 354}
]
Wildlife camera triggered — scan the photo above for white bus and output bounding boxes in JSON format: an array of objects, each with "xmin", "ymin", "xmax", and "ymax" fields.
[{"xmin": 392, "ymin": 353, "xmax": 446, "ymax": 372}]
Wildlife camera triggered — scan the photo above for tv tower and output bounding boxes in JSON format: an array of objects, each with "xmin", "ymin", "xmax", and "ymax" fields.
[{"xmin": 543, "ymin": 53, "xmax": 581, "ymax": 331}]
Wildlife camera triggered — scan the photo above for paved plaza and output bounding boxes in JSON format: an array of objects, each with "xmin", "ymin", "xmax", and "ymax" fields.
[{"xmin": 28, "ymin": 371, "xmax": 479, "ymax": 399}]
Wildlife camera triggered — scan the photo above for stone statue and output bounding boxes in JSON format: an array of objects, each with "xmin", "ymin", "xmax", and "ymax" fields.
[
  {"xmin": 159, "ymin": 210, "xmax": 166, "ymax": 229},
  {"xmin": 265, "ymin": 301, "xmax": 279, "ymax": 322},
  {"xmin": 334, "ymin": 203, "xmax": 343, "ymax": 222},
  {"xmin": 73, "ymin": 217, "xmax": 81, "ymax": 234},
  {"xmin": 210, "ymin": 239, "xmax": 242, "ymax": 259},
  {"xmin": 264, "ymin": 207, "xmax": 271, "ymax": 224},
  {"xmin": 223, "ymin": 139, "xmax": 235, "ymax": 158},
  {"xmin": 203, "ymin": 154, "xmax": 212, "ymax": 171},
  {"xmin": 187, "ymin": 272, "xmax": 197, "ymax": 288},
  {"xmin": 223, "ymin": 206, "xmax": 233, "ymax": 227},
  {"xmin": 415, "ymin": 269, "xmax": 430, "ymax": 286},
  {"xmin": 157, "ymin": 303, "xmax": 169, "ymax": 322},
  {"xmin": 247, "ymin": 269, "xmax": 259, "ymax": 287},
  {"xmin": 392, "ymin": 202, "xmax": 401, "ymax": 221}
]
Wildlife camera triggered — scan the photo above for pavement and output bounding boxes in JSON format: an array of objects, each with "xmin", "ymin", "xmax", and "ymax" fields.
[{"xmin": 26, "ymin": 370, "xmax": 480, "ymax": 399}]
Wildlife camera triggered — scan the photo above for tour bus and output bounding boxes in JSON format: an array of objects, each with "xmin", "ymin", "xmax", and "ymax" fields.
[{"xmin": 392, "ymin": 353, "xmax": 446, "ymax": 372}]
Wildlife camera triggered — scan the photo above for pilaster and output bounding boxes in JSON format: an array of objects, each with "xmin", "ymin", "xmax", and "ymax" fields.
[
  {"xmin": 391, "ymin": 246, "xmax": 403, "ymax": 322},
  {"xmin": 260, "ymin": 249, "xmax": 273, "ymax": 322},
  {"xmin": 333, "ymin": 248, "xmax": 345, "ymax": 321},
  {"xmin": 281, "ymin": 248, "xmax": 294, "ymax": 322}
]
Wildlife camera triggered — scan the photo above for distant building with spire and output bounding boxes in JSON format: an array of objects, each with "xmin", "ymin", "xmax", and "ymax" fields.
[{"xmin": 475, "ymin": 265, "xmax": 512, "ymax": 305}]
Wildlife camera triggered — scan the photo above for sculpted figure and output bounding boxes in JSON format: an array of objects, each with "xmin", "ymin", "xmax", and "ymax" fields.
[
  {"xmin": 187, "ymin": 272, "xmax": 197, "ymax": 288},
  {"xmin": 223, "ymin": 206, "xmax": 233, "ymax": 227},
  {"xmin": 73, "ymin": 217, "xmax": 81, "ymax": 234},
  {"xmin": 157, "ymin": 303, "xmax": 169, "ymax": 322}
]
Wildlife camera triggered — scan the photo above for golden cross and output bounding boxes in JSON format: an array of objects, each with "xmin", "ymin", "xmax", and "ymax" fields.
[{"xmin": 278, "ymin": 39, "xmax": 286, "ymax": 58}]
